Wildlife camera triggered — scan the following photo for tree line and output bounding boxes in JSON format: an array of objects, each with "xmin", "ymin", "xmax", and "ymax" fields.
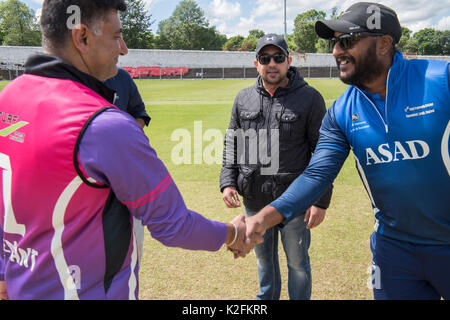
[{"xmin": 0, "ymin": 0, "xmax": 448, "ymax": 55}]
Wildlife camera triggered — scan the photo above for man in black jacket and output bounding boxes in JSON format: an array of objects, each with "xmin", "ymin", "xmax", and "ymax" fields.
[{"xmin": 220, "ymin": 34, "xmax": 332, "ymax": 300}]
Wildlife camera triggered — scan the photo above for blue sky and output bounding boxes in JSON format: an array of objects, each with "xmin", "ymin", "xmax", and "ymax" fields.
[{"xmin": 24, "ymin": 0, "xmax": 449, "ymax": 37}]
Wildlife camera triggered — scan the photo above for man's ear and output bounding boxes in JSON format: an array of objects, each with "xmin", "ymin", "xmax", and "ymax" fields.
[
  {"xmin": 71, "ymin": 24, "xmax": 90, "ymax": 54},
  {"xmin": 254, "ymin": 59, "xmax": 259, "ymax": 68},
  {"xmin": 378, "ymin": 35, "xmax": 394, "ymax": 56}
]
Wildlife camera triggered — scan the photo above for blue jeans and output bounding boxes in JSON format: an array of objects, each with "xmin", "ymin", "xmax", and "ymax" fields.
[{"xmin": 246, "ymin": 207, "xmax": 311, "ymax": 300}]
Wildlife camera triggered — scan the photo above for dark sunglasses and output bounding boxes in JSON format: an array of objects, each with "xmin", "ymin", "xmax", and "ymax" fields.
[
  {"xmin": 329, "ymin": 32, "xmax": 384, "ymax": 50},
  {"xmin": 257, "ymin": 53, "xmax": 287, "ymax": 65}
]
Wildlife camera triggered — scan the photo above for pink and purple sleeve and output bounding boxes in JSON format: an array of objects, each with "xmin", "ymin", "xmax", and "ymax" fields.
[
  {"xmin": 78, "ymin": 109, "xmax": 227, "ymax": 251},
  {"xmin": 0, "ymin": 227, "xmax": 4, "ymax": 281}
]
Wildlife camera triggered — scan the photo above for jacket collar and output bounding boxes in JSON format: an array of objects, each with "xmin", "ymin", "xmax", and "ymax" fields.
[
  {"xmin": 354, "ymin": 51, "xmax": 406, "ymax": 94},
  {"xmin": 386, "ymin": 51, "xmax": 407, "ymax": 89},
  {"xmin": 24, "ymin": 53, "xmax": 116, "ymax": 103}
]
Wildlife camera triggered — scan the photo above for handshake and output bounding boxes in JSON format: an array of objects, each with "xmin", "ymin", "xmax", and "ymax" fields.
[
  {"xmin": 222, "ymin": 187, "xmax": 286, "ymax": 258},
  {"xmin": 224, "ymin": 206, "xmax": 286, "ymax": 258},
  {"xmin": 221, "ymin": 187, "xmax": 326, "ymax": 258},
  {"xmin": 224, "ymin": 214, "xmax": 264, "ymax": 258}
]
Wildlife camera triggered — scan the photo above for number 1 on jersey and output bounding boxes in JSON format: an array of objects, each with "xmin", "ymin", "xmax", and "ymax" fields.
[{"xmin": 0, "ymin": 153, "xmax": 26, "ymax": 236}]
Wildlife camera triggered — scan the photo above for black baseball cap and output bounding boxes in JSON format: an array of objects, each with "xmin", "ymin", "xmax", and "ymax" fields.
[
  {"xmin": 315, "ymin": 2, "xmax": 402, "ymax": 44},
  {"xmin": 255, "ymin": 34, "xmax": 289, "ymax": 56}
]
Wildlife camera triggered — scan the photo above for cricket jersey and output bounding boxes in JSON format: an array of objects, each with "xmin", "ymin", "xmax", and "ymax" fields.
[
  {"xmin": 271, "ymin": 51, "xmax": 450, "ymax": 245},
  {"xmin": 0, "ymin": 54, "xmax": 227, "ymax": 300}
]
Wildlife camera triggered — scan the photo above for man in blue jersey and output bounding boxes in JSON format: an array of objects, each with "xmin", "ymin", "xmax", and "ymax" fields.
[
  {"xmin": 105, "ymin": 68, "xmax": 151, "ymax": 129},
  {"xmin": 244, "ymin": 2, "xmax": 450, "ymax": 300}
]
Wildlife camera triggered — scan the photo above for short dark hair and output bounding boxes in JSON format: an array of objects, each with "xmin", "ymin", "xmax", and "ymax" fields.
[{"xmin": 41, "ymin": 0, "xmax": 127, "ymax": 50}]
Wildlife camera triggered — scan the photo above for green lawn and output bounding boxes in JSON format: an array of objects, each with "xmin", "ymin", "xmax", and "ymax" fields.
[
  {"xmin": 1, "ymin": 78, "xmax": 374, "ymax": 300},
  {"xmin": 0, "ymin": 81, "xmax": 9, "ymax": 92},
  {"xmin": 137, "ymin": 78, "xmax": 373, "ymax": 300}
]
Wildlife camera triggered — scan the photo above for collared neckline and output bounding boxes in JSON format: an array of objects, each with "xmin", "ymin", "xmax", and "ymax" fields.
[{"xmin": 24, "ymin": 53, "xmax": 116, "ymax": 103}]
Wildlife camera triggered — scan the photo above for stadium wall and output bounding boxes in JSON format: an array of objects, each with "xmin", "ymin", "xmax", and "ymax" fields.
[{"xmin": 1, "ymin": 46, "xmax": 449, "ymax": 80}]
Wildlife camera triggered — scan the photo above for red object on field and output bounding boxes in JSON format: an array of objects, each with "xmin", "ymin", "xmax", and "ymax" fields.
[{"xmin": 122, "ymin": 66, "xmax": 189, "ymax": 78}]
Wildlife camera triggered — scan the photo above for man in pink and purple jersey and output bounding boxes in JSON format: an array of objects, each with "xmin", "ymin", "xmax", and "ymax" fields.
[{"xmin": 0, "ymin": 0, "xmax": 256, "ymax": 300}]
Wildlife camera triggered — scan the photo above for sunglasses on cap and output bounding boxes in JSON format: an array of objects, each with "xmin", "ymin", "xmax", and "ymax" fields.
[
  {"xmin": 257, "ymin": 53, "xmax": 287, "ymax": 65},
  {"xmin": 329, "ymin": 32, "xmax": 384, "ymax": 50}
]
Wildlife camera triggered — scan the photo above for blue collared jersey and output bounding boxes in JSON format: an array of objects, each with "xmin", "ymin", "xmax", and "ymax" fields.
[{"xmin": 271, "ymin": 52, "xmax": 450, "ymax": 245}]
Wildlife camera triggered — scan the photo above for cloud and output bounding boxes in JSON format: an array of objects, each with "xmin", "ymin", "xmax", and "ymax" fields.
[
  {"xmin": 35, "ymin": 8, "xmax": 42, "ymax": 21},
  {"xmin": 206, "ymin": 0, "xmax": 241, "ymax": 26},
  {"xmin": 215, "ymin": 0, "xmax": 449, "ymax": 39},
  {"xmin": 143, "ymin": 0, "xmax": 162, "ymax": 9},
  {"xmin": 252, "ymin": 0, "xmax": 283, "ymax": 18},
  {"xmin": 208, "ymin": 0, "xmax": 241, "ymax": 18},
  {"xmin": 436, "ymin": 16, "xmax": 450, "ymax": 30},
  {"xmin": 329, "ymin": 0, "xmax": 450, "ymax": 32}
]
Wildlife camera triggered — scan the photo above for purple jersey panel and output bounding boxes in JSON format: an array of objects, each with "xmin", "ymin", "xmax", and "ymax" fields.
[{"xmin": 78, "ymin": 109, "xmax": 227, "ymax": 251}]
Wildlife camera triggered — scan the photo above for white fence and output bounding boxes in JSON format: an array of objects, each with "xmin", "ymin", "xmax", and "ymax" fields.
[{"xmin": 1, "ymin": 46, "xmax": 448, "ymax": 80}]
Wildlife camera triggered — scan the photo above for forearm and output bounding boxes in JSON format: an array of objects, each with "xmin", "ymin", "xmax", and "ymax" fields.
[
  {"xmin": 256, "ymin": 205, "xmax": 285, "ymax": 229},
  {"xmin": 219, "ymin": 167, "xmax": 238, "ymax": 192},
  {"xmin": 136, "ymin": 117, "xmax": 146, "ymax": 129},
  {"xmin": 313, "ymin": 185, "xmax": 333, "ymax": 209},
  {"xmin": 272, "ymin": 123, "xmax": 350, "ymax": 223},
  {"xmin": 0, "ymin": 281, "xmax": 7, "ymax": 300},
  {"xmin": 145, "ymin": 207, "xmax": 228, "ymax": 251},
  {"xmin": 79, "ymin": 109, "xmax": 230, "ymax": 252}
]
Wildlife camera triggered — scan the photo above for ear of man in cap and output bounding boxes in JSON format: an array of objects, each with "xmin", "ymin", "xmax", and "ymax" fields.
[{"xmin": 315, "ymin": 2, "xmax": 402, "ymax": 44}]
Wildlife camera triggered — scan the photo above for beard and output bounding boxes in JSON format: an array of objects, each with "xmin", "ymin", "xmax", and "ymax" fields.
[
  {"xmin": 261, "ymin": 68, "xmax": 288, "ymax": 86},
  {"xmin": 337, "ymin": 40, "xmax": 385, "ymax": 88}
]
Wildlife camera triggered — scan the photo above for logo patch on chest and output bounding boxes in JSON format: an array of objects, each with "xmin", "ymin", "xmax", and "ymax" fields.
[{"xmin": 405, "ymin": 103, "xmax": 435, "ymax": 119}]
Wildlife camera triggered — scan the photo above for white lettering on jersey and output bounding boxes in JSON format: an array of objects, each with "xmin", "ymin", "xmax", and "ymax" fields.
[
  {"xmin": 442, "ymin": 121, "xmax": 450, "ymax": 176},
  {"xmin": 366, "ymin": 140, "xmax": 430, "ymax": 166},
  {"xmin": 3, "ymin": 240, "xmax": 38, "ymax": 271}
]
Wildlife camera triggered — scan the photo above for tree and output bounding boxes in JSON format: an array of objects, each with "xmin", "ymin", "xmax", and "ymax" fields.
[
  {"xmin": 293, "ymin": 9, "xmax": 326, "ymax": 53},
  {"xmin": 222, "ymin": 35, "xmax": 244, "ymax": 51},
  {"xmin": 247, "ymin": 29, "xmax": 265, "ymax": 40},
  {"xmin": 403, "ymin": 37, "xmax": 420, "ymax": 54},
  {"xmin": 412, "ymin": 28, "xmax": 449, "ymax": 55},
  {"xmin": 119, "ymin": 0, "xmax": 155, "ymax": 49},
  {"xmin": 0, "ymin": 0, "xmax": 41, "ymax": 46},
  {"xmin": 157, "ymin": 0, "xmax": 226, "ymax": 50},
  {"xmin": 286, "ymin": 34, "xmax": 299, "ymax": 52},
  {"xmin": 315, "ymin": 7, "xmax": 339, "ymax": 53},
  {"xmin": 435, "ymin": 30, "xmax": 450, "ymax": 55},
  {"xmin": 239, "ymin": 29, "xmax": 265, "ymax": 51},
  {"xmin": 396, "ymin": 26, "xmax": 413, "ymax": 52},
  {"xmin": 222, "ymin": 30, "xmax": 265, "ymax": 52}
]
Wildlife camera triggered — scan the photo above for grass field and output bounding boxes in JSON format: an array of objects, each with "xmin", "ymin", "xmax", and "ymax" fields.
[{"xmin": 0, "ymin": 78, "xmax": 375, "ymax": 300}]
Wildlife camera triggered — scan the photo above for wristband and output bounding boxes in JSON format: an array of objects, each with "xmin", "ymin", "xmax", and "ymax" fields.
[{"xmin": 227, "ymin": 222, "xmax": 238, "ymax": 246}]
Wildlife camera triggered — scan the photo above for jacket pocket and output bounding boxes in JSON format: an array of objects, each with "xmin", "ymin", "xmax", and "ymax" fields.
[
  {"xmin": 237, "ymin": 166, "xmax": 258, "ymax": 200},
  {"xmin": 239, "ymin": 110, "xmax": 262, "ymax": 131},
  {"xmin": 272, "ymin": 172, "xmax": 300, "ymax": 198},
  {"xmin": 277, "ymin": 111, "xmax": 301, "ymax": 140}
]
